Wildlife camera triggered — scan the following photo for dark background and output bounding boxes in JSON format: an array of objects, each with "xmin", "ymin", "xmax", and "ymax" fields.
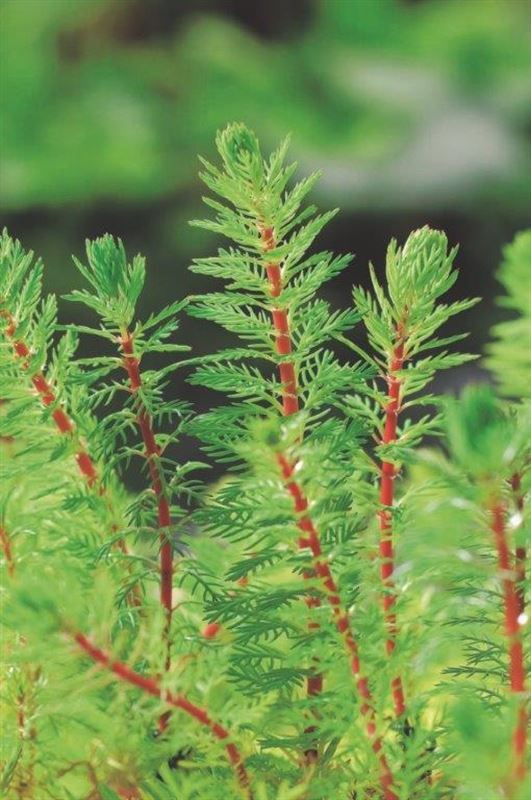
[{"xmin": 2, "ymin": 0, "xmax": 530, "ymax": 422}]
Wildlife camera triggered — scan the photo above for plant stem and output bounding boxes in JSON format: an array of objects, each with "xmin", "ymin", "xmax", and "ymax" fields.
[
  {"xmin": 73, "ymin": 632, "xmax": 252, "ymax": 798},
  {"xmin": 2, "ymin": 311, "xmax": 97, "ymax": 485},
  {"xmin": 260, "ymin": 225, "xmax": 299, "ymax": 417},
  {"xmin": 490, "ymin": 501, "xmax": 527, "ymax": 784},
  {"xmin": 378, "ymin": 332, "xmax": 407, "ymax": 719},
  {"xmin": 0, "ymin": 524, "xmax": 15, "ymax": 577},
  {"xmin": 510, "ymin": 473, "xmax": 526, "ymax": 618},
  {"xmin": 260, "ymin": 224, "xmax": 323, "ymax": 728},
  {"xmin": 277, "ymin": 452, "xmax": 398, "ymax": 800},
  {"xmin": 120, "ymin": 332, "xmax": 173, "ymax": 661}
]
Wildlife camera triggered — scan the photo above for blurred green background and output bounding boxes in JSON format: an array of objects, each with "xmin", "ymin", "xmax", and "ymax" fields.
[{"xmin": 1, "ymin": 0, "xmax": 530, "ymax": 406}]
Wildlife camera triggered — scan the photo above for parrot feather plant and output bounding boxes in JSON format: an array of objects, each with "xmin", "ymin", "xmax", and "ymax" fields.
[{"xmin": 0, "ymin": 124, "xmax": 529, "ymax": 800}]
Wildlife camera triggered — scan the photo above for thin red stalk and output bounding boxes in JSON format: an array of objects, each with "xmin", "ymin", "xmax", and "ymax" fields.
[
  {"xmin": 378, "ymin": 333, "xmax": 407, "ymax": 719},
  {"xmin": 73, "ymin": 632, "xmax": 252, "ymax": 798},
  {"xmin": 277, "ymin": 453, "xmax": 398, "ymax": 800},
  {"xmin": 260, "ymin": 225, "xmax": 323, "ymax": 718},
  {"xmin": 2, "ymin": 311, "xmax": 97, "ymax": 486},
  {"xmin": 510, "ymin": 473, "xmax": 526, "ymax": 618},
  {"xmin": 120, "ymin": 333, "xmax": 173, "ymax": 653},
  {"xmin": 260, "ymin": 225, "xmax": 299, "ymax": 416},
  {"xmin": 0, "ymin": 524, "xmax": 15, "ymax": 577},
  {"xmin": 490, "ymin": 502, "xmax": 527, "ymax": 784}
]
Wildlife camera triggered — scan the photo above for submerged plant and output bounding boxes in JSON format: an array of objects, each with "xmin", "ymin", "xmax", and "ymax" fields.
[{"xmin": 0, "ymin": 126, "xmax": 529, "ymax": 800}]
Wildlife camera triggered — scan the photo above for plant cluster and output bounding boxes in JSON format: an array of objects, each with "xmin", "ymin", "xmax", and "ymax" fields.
[{"xmin": 1, "ymin": 125, "xmax": 529, "ymax": 800}]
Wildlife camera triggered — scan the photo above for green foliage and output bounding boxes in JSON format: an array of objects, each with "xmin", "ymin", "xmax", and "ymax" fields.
[
  {"xmin": 350, "ymin": 226, "xmax": 478, "ymax": 464},
  {"xmin": 67, "ymin": 235, "xmax": 191, "ymax": 475},
  {"xmin": 68, "ymin": 236, "xmax": 146, "ymax": 328},
  {"xmin": 188, "ymin": 122, "xmax": 364, "ymax": 448},
  {"xmin": 486, "ymin": 230, "xmax": 531, "ymax": 399},
  {"xmin": 0, "ymin": 230, "xmax": 47, "ymax": 351},
  {"xmin": 443, "ymin": 384, "xmax": 519, "ymax": 478},
  {"xmin": 1, "ymin": 126, "xmax": 530, "ymax": 800},
  {"xmin": 405, "ymin": 382, "xmax": 531, "ymax": 800}
]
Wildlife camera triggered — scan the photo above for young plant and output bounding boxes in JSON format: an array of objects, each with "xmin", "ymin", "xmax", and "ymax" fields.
[
  {"xmin": 65, "ymin": 236, "xmax": 192, "ymax": 671},
  {"xmin": 188, "ymin": 123, "xmax": 365, "ymax": 712},
  {"xmin": 437, "ymin": 385, "xmax": 529, "ymax": 795},
  {"xmin": 350, "ymin": 229, "xmax": 478, "ymax": 722},
  {"xmin": 486, "ymin": 230, "xmax": 531, "ymax": 616}
]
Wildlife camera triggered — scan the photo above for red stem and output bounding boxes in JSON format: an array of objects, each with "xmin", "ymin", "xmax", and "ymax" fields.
[
  {"xmin": 378, "ymin": 335, "xmax": 407, "ymax": 719},
  {"xmin": 260, "ymin": 226, "xmax": 299, "ymax": 417},
  {"xmin": 120, "ymin": 334, "xmax": 173, "ymax": 645},
  {"xmin": 73, "ymin": 632, "xmax": 252, "ymax": 798},
  {"xmin": 0, "ymin": 524, "xmax": 15, "ymax": 577},
  {"xmin": 490, "ymin": 502, "xmax": 527, "ymax": 784},
  {"xmin": 2, "ymin": 311, "xmax": 98, "ymax": 486},
  {"xmin": 260, "ymin": 226, "xmax": 323, "ymax": 706},
  {"xmin": 277, "ymin": 453, "xmax": 398, "ymax": 800},
  {"xmin": 510, "ymin": 473, "xmax": 526, "ymax": 618}
]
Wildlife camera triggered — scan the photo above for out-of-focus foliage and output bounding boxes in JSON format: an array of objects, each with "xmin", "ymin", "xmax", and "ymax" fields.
[
  {"xmin": 1, "ymin": 0, "xmax": 530, "ymax": 211},
  {"xmin": 486, "ymin": 230, "xmax": 531, "ymax": 399}
]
